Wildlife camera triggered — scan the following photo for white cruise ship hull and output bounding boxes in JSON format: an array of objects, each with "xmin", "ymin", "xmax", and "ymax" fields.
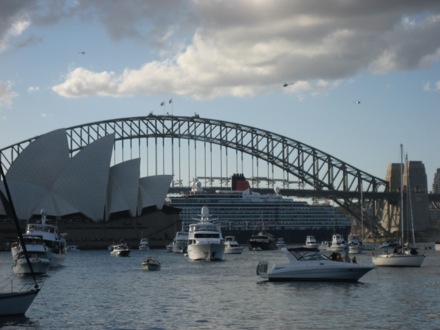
[{"xmin": 187, "ymin": 243, "xmax": 225, "ymax": 261}]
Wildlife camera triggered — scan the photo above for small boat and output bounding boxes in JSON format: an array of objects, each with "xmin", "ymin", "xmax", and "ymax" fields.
[
  {"xmin": 435, "ymin": 241, "xmax": 440, "ymax": 252},
  {"xmin": 224, "ymin": 236, "xmax": 244, "ymax": 254},
  {"xmin": 138, "ymin": 238, "xmax": 150, "ymax": 251},
  {"xmin": 11, "ymin": 235, "xmax": 51, "ymax": 275},
  {"xmin": 165, "ymin": 242, "xmax": 173, "ymax": 252},
  {"xmin": 172, "ymin": 231, "xmax": 188, "ymax": 253},
  {"xmin": 109, "ymin": 243, "xmax": 131, "ymax": 257},
  {"xmin": 67, "ymin": 245, "xmax": 80, "ymax": 252},
  {"xmin": 326, "ymin": 234, "xmax": 346, "ymax": 252},
  {"xmin": 187, "ymin": 206, "xmax": 225, "ymax": 261},
  {"xmin": 256, "ymin": 247, "xmax": 374, "ymax": 282},
  {"xmin": 248, "ymin": 231, "xmax": 277, "ymax": 251},
  {"xmin": 303, "ymin": 235, "xmax": 319, "ymax": 249},
  {"xmin": 142, "ymin": 256, "xmax": 161, "ymax": 270},
  {"xmin": 276, "ymin": 237, "xmax": 286, "ymax": 249},
  {"xmin": 348, "ymin": 234, "xmax": 363, "ymax": 254}
]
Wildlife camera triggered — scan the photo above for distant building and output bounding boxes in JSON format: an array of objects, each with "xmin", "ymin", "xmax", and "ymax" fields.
[
  {"xmin": 432, "ymin": 169, "xmax": 440, "ymax": 193},
  {"xmin": 0, "ymin": 129, "xmax": 172, "ymax": 222}
]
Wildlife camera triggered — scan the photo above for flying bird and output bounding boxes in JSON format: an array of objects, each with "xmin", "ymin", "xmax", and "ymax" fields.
[
  {"xmin": 353, "ymin": 100, "xmax": 361, "ymax": 104},
  {"xmin": 79, "ymin": 51, "xmax": 86, "ymax": 55}
]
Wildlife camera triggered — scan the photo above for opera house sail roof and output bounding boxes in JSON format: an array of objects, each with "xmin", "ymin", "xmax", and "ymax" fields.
[{"xmin": 0, "ymin": 129, "xmax": 172, "ymax": 222}]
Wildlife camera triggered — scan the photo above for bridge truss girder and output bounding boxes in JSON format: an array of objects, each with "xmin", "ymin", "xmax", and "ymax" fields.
[{"xmin": 1, "ymin": 114, "xmax": 392, "ymax": 235}]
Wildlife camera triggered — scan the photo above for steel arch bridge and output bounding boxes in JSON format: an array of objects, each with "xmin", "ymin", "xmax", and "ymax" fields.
[{"xmin": 0, "ymin": 114, "xmax": 392, "ymax": 234}]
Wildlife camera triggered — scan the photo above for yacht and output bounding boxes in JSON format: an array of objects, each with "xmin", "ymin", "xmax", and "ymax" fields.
[
  {"xmin": 109, "ymin": 243, "xmax": 131, "ymax": 257},
  {"xmin": 248, "ymin": 231, "xmax": 277, "ymax": 251},
  {"xmin": 172, "ymin": 231, "xmax": 188, "ymax": 253},
  {"xmin": 187, "ymin": 206, "xmax": 225, "ymax": 261},
  {"xmin": 303, "ymin": 235, "xmax": 319, "ymax": 249},
  {"xmin": 224, "ymin": 236, "xmax": 244, "ymax": 254},
  {"xmin": 326, "ymin": 234, "xmax": 346, "ymax": 252},
  {"xmin": 11, "ymin": 235, "xmax": 51, "ymax": 275},
  {"xmin": 256, "ymin": 247, "xmax": 374, "ymax": 282},
  {"xmin": 138, "ymin": 238, "xmax": 150, "ymax": 251},
  {"xmin": 24, "ymin": 210, "xmax": 67, "ymax": 267},
  {"xmin": 348, "ymin": 234, "xmax": 363, "ymax": 254}
]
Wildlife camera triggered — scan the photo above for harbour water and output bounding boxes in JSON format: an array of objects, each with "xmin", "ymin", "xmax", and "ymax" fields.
[{"xmin": 1, "ymin": 246, "xmax": 439, "ymax": 330}]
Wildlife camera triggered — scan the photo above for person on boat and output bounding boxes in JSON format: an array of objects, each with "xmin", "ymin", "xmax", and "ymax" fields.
[{"xmin": 352, "ymin": 256, "xmax": 357, "ymax": 263}]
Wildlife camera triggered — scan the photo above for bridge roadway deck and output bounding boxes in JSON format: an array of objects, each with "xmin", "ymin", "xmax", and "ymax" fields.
[{"xmin": 168, "ymin": 187, "xmax": 440, "ymax": 203}]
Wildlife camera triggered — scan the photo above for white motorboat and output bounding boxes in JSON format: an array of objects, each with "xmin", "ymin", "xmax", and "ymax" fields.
[
  {"xmin": 138, "ymin": 238, "xmax": 150, "ymax": 251},
  {"xmin": 67, "ymin": 245, "xmax": 80, "ymax": 252},
  {"xmin": 172, "ymin": 231, "xmax": 188, "ymax": 253},
  {"xmin": 24, "ymin": 210, "xmax": 67, "ymax": 267},
  {"xmin": 348, "ymin": 234, "xmax": 363, "ymax": 254},
  {"xmin": 109, "ymin": 243, "xmax": 131, "ymax": 257},
  {"xmin": 11, "ymin": 235, "xmax": 51, "ymax": 275},
  {"xmin": 224, "ymin": 236, "xmax": 244, "ymax": 254},
  {"xmin": 142, "ymin": 256, "xmax": 161, "ymax": 270},
  {"xmin": 435, "ymin": 241, "xmax": 440, "ymax": 251},
  {"xmin": 326, "ymin": 234, "xmax": 346, "ymax": 252},
  {"xmin": 187, "ymin": 206, "xmax": 225, "ymax": 261},
  {"xmin": 276, "ymin": 237, "xmax": 286, "ymax": 249},
  {"xmin": 303, "ymin": 235, "xmax": 319, "ymax": 249},
  {"xmin": 256, "ymin": 247, "xmax": 374, "ymax": 282}
]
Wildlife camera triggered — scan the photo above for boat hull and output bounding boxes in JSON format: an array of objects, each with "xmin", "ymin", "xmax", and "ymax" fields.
[
  {"xmin": 187, "ymin": 243, "xmax": 225, "ymax": 261},
  {"xmin": 0, "ymin": 289, "xmax": 39, "ymax": 316},
  {"xmin": 258, "ymin": 262, "xmax": 374, "ymax": 282},
  {"xmin": 372, "ymin": 254, "xmax": 425, "ymax": 267},
  {"xmin": 13, "ymin": 258, "xmax": 51, "ymax": 275}
]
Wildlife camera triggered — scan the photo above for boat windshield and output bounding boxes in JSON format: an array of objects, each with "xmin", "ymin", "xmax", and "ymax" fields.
[{"xmin": 287, "ymin": 248, "xmax": 328, "ymax": 261}]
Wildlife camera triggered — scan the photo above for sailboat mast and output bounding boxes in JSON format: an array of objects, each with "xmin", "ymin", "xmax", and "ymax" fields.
[{"xmin": 400, "ymin": 144, "xmax": 404, "ymax": 246}]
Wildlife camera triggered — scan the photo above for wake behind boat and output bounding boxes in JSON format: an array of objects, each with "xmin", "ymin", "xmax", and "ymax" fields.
[
  {"xmin": 256, "ymin": 247, "xmax": 374, "ymax": 282},
  {"xmin": 187, "ymin": 206, "xmax": 225, "ymax": 261}
]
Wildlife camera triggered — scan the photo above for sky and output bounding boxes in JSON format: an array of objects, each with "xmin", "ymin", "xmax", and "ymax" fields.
[{"xmin": 1, "ymin": 0, "xmax": 440, "ymax": 189}]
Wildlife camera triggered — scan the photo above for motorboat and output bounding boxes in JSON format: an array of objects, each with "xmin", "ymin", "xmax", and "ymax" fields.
[
  {"xmin": 435, "ymin": 241, "xmax": 440, "ymax": 251},
  {"xmin": 109, "ymin": 243, "xmax": 131, "ymax": 257},
  {"xmin": 11, "ymin": 235, "xmax": 51, "ymax": 275},
  {"xmin": 67, "ymin": 245, "xmax": 80, "ymax": 252},
  {"xmin": 187, "ymin": 206, "xmax": 225, "ymax": 261},
  {"xmin": 24, "ymin": 210, "xmax": 67, "ymax": 267},
  {"xmin": 326, "ymin": 234, "xmax": 346, "ymax": 252},
  {"xmin": 248, "ymin": 231, "xmax": 277, "ymax": 251},
  {"xmin": 138, "ymin": 238, "xmax": 150, "ymax": 251},
  {"xmin": 379, "ymin": 240, "xmax": 399, "ymax": 249},
  {"xmin": 276, "ymin": 237, "xmax": 286, "ymax": 249},
  {"xmin": 172, "ymin": 231, "xmax": 188, "ymax": 253},
  {"xmin": 142, "ymin": 256, "xmax": 161, "ymax": 270},
  {"xmin": 256, "ymin": 247, "xmax": 374, "ymax": 282},
  {"xmin": 303, "ymin": 235, "xmax": 319, "ymax": 249},
  {"xmin": 348, "ymin": 234, "xmax": 363, "ymax": 254},
  {"xmin": 165, "ymin": 242, "xmax": 173, "ymax": 252},
  {"xmin": 224, "ymin": 236, "xmax": 244, "ymax": 254}
]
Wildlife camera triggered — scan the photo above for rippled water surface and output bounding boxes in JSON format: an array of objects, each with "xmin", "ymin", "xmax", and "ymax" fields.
[{"xmin": 1, "ymin": 247, "xmax": 439, "ymax": 329}]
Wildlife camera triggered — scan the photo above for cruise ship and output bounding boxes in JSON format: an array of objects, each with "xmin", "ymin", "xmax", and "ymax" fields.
[{"xmin": 166, "ymin": 174, "xmax": 352, "ymax": 245}]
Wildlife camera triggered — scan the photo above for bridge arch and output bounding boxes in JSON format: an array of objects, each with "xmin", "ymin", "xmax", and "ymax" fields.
[{"xmin": 0, "ymin": 114, "xmax": 391, "ymax": 233}]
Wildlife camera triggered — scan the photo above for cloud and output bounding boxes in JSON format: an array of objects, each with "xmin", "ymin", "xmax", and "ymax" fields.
[
  {"xmin": 3, "ymin": 1, "xmax": 440, "ymax": 99},
  {"xmin": 423, "ymin": 81, "xmax": 440, "ymax": 92},
  {"xmin": 0, "ymin": 81, "xmax": 17, "ymax": 107}
]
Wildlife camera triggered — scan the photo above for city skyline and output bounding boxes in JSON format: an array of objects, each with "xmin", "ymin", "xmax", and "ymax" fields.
[{"xmin": 1, "ymin": 1, "xmax": 440, "ymax": 186}]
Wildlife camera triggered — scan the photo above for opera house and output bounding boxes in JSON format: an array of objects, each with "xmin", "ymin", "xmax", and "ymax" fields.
[{"xmin": 0, "ymin": 129, "xmax": 179, "ymax": 249}]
